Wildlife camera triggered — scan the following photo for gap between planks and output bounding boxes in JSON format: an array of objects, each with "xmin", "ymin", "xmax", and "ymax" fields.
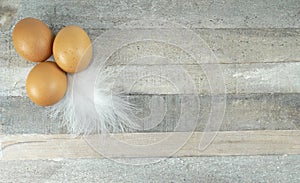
[{"xmin": 0, "ymin": 130, "xmax": 299, "ymax": 161}]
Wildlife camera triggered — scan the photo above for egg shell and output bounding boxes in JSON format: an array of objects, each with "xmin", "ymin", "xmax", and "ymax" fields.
[
  {"xmin": 12, "ymin": 17, "xmax": 54, "ymax": 62},
  {"xmin": 53, "ymin": 25, "xmax": 92, "ymax": 73},
  {"xmin": 26, "ymin": 61, "xmax": 67, "ymax": 106}
]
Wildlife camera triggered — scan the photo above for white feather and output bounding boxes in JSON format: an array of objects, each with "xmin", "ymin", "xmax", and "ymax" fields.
[{"xmin": 49, "ymin": 60, "xmax": 138, "ymax": 135}]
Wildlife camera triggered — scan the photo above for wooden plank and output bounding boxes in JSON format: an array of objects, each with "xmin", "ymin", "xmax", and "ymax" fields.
[
  {"xmin": 107, "ymin": 62, "xmax": 300, "ymax": 94},
  {"xmin": 103, "ymin": 29, "xmax": 300, "ymax": 65},
  {"xmin": 0, "ymin": 130, "xmax": 299, "ymax": 160},
  {"xmin": 2, "ymin": 0, "xmax": 300, "ymax": 67},
  {"xmin": 2, "ymin": 62, "xmax": 300, "ymax": 96},
  {"xmin": 1, "ymin": 94, "xmax": 299, "ymax": 134},
  {"xmin": 1, "ymin": 155, "xmax": 300, "ymax": 182},
  {"xmin": 3, "ymin": 0, "xmax": 300, "ymax": 31},
  {"xmin": 2, "ymin": 29, "xmax": 300, "ymax": 68},
  {"xmin": 3, "ymin": 0, "xmax": 300, "ymax": 30},
  {"xmin": 197, "ymin": 29, "xmax": 300, "ymax": 64}
]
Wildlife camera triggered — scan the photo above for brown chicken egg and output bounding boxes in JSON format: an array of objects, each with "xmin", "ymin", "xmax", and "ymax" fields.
[
  {"xmin": 26, "ymin": 61, "xmax": 67, "ymax": 106},
  {"xmin": 53, "ymin": 25, "xmax": 92, "ymax": 73},
  {"xmin": 12, "ymin": 17, "xmax": 54, "ymax": 62}
]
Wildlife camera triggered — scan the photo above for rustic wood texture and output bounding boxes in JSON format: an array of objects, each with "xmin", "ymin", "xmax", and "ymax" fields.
[
  {"xmin": 1, "ymin": 94, "xmax": 299, "ymax": 134},
  {"xmin": 2, "ymin": 29, "xmax": 300, "ymax": 68},
  {"xmin": 1, "ymin": 130, "xmax": 299, "ymax": 160},
  {"xmin": 1, "ymin": 155, "xmax": 299, "ymax": 182},
  {"xmin": 4, "ymin": 0, "xmax": 299, "ymax": 29},
  {"xmin": 0, "ymin": 0, "xmax": 299, "ymax": 134},
  {"xmin": 2, "ymin": 62, "xmax": 300, "ymax": 96},
  {"xmin": 1, "ymin": 1, "xmax": 300, "ymax": 182}
]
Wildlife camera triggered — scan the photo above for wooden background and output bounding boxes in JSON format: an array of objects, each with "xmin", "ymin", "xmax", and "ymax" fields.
[
  {"xmin": 0, "ymin": 0, "xmax": 300, "ymax": 182},
  {"xmin": 1, "ymin": 0, "xmax": 299, "ymax": 134}
]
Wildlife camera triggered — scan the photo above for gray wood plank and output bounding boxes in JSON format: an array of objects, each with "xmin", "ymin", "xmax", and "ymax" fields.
[
  {"xmin": 1, "ymin": 0, "xmax": 300, "ymax": 67},
  {"xmin": 106, "ymin": 62, "xmax": 300, "ymax": 94},
  {"xmin": 2, "ymin": 62, "xmax": 300, "ymax": 96},
  {"xmin": 1, "ymin": 0, "xmax": 300, "ymax": 136},
  {"xmin": 1, "ymin": 155, "xmax": 299, "ymax": 182},
  {"xmin": 8, "ymin": 0, "xmax": 299, "ymax": 29},
  {"xmin": 1, "ymin": 28, "xmax": 299, "ymax": 68},
  {"xmin": 197, "ymin": 29, "xmax": 300, "ymax": 64},
  {"xmin": 1, "ymin": 131, "xmax": 300, "ymax": 160},
  {"xmin": 1, "ymin": 94, "xmax": 299, "ymax": 134}
]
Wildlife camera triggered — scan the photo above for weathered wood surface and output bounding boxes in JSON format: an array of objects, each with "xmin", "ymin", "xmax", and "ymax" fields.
[
  {"xmin": 2, "ymin": 29, "xmax": 300, "ymax": 68},
  {"xmin": 1, "ymin": 0, "xmax": 300, "ymax": 135},
  {"xmin": 1, "ymin": 130, "xmax": 299, "ymax": 160},
  {"xmin": 1, "ymin": 155, "xmax": 299, "ymax": 182},
  {"xmin": 2, "ymin": 0, "xmax": 300, "ymax": 30},
  {"xmin": 0, "ymin": 1, "xmax": 299, "ymax": 182},
  {"xmin": 2, "ymin": 62, "xmax": 300, "ymax": 96},
  {"xmin": 1, "ymin": 94, "xmax": 299, "ymax": 134},
  {"xmin": 1, "ymin": 1, "xmax": 300, "ymax": 93},
  {"xmin": 1, "ymin": 0, "xmax": 300, "ymax": 67}
]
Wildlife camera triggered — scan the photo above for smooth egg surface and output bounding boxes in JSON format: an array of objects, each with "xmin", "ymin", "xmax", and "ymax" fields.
[
  {"xmin": 12, "ymin": 17, "xmax": 54, "ymax": 62},
  {"xmin": 53, "ymin": 25, "xmax": 92, "ymax": 73},
  {"xmin": 26, "ymin": 61, "xmax": 67, "ymax": 106}
]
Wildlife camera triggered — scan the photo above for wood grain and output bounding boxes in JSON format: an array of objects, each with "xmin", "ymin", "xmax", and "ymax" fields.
[
  {"xmin": 0, "ymin": 130, "xmax": 299, "ymax": 160},
  {"xmin": 1, "ymin": 1, "xmax": 299, "ymax": 151},
  {"xmin": 2, "ymin": 29, "xmax": 300, "ymax": 68},
  {"xmin": 2, "ymin": 62, "xmax": 300, "ymax": 97},
  {"xmin": 33, "ymin": 0, "xmax": 300, "ymax": 29},
  {"xmin": 1, "ymin": 94, "xmax": 299, "ymax": 134}
]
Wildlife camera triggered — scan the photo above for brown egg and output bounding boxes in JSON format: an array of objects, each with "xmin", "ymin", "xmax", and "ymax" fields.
[
  {"xmin": 12, "ymin": 17, "xmax": 54, "ymax": 62},
  {"xmin": 53, "ymin": 25, "xmax": 92, "ymax": 73},
  {"xmin": 26, "ymin": 61, "xmax": 67, "ymax": 106}
]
